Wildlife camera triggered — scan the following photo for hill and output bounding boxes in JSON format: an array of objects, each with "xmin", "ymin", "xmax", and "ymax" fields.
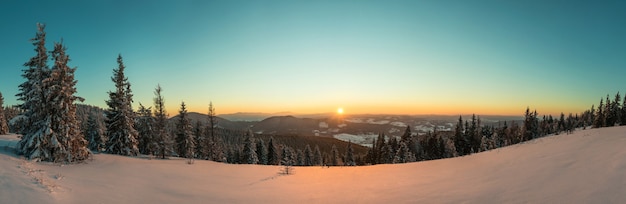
[
  {"xmin": 168, "ymin": 112, "xmax": 254, "ymax": 130},
  {"xmin": 2, "ymin": 126, "xmax": 626, "ymax": 203}
]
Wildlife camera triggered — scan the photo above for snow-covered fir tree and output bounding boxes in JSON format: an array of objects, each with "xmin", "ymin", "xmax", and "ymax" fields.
[
  {"xmin": 0, "ymin": 92, "xmax": 8, "ymax": 134},
  {"xmin": 594, "ymin": 98, "xmax": 605, "ymax": 128},
  {"xmin": 330, "ymin": 144, "xmax": 339, "ymax": 166},
  {"xmin": 175, "ymin": 102, "xmax": 195, "ymax": 159},
  {"xmin": 45, "ymin": 41, "xmax": 90, "ymax": 162},
  {"xmin": 303, "ymin": 144, "xmax": 313, "ymax": 166},
  {"xmin": 280, "ymin": 145, "xmax": 295, "ymax": 174},
  {"xmin": 153, "ymin": 85, "xmax": 172, "ymax": 159},
  {"xmin": 193, "ymin": 120, "xmax": 206, "ymax": 159},
  {"xmin": 522, "ymin": 107, "xmax": 539, "ymax": 141},
  {"xmin": 105, "ymin": 55, "xmax": 139, "ymax": 156},
  {"xmin": 453, "ymin": 116, "xmax": 466, "ymax": 155},
  {"xmin": 296, "ymin": 149, "xmax": 304, "ymax": 166},
  {"xmin": 622, "ymin": 94, "xmax": 626, "ymax": 126},
  {"xmin": 17, "ymin": 24, "xmax": 90, "ymax": 162},
  {"xmin": 16, "ymin": 23, "xmax": 52, "ymax": 161},
  {"xmin": 242, "ymin": 129, "xmax": 258, "ymax": 164},
  {"xmin": 393, "ymin": 141, "xmax": 415, "ymax": 163},
  {"xmin": 136, "ymin": 103, "xmax": 156, "ymax": 155},
  {"xmin": 205, "ymin": 101, "xmax": 224, "ymax": 161},
  {"xmin": 85, "ymin": 113, "xmax": 105, "ymax": 152},
  {"xmin": 256, "ymin": 138, "xmax": 268, "ymax": 165},
  {"xmin": 343, "ymin": 141, "xmax": 356, "ymax": 166},
  {"xmin": 313, "ymin": 145, "xmax": 322, "ymax": 166},
  {"xmin": 267, "ymin": 137, "xmax": 279, "ymax": 165}
]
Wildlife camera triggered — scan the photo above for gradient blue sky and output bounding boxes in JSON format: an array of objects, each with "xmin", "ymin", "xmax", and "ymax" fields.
[{"xmin": 1, "ymin": 0, "xmax": 625, "ymax": 115}]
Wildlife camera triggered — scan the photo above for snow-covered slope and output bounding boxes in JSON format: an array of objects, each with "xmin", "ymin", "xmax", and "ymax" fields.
[{"xmin": 2, "ymin": 126, "xmax": 626, "ymax": 203}]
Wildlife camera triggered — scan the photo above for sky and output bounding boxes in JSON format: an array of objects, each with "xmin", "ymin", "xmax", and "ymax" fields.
[{"xmin": 1, "ymin": 0, "xmax": 625, "ymax": 116}]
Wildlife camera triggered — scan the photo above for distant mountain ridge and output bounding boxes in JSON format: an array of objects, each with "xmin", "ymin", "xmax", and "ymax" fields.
[{"xmin": 218, "ymin": 112, "xmax": 334, "ymax": 121}]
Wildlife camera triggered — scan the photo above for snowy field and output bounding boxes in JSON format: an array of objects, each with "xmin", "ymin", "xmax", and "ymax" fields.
[
  {"xmin": 2, "ymin": 126, "xmax": 626, "ymax": 203},
  {"xmin": 333, "ymin": 133, "xmax": 378, "ymax": 147}
]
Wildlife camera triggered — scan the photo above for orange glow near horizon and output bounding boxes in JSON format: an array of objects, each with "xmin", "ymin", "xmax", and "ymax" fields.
[{"xmin": 173, "ymin": 101, "xmax": 590, "ymax": 117}]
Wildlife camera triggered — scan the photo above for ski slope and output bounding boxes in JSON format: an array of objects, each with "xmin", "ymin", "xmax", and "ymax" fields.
[{"xmin": 1, "ymin": 126, "xmax": 626, "ymax": 203}]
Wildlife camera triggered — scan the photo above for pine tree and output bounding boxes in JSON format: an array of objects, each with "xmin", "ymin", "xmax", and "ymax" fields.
[
  {"xmin": 375, "ymin": 133, "xmax": 386, "ymax": 164},
  {"xmin": 207, "ymin": 101, "xmax": 217, "ymax": 141},
  {"xmin": 303, "ymin": 144, "xmax": 313, "ymax": 166},
  {"xmin": 256, "ymin": 138, "xmax": 268, "ymax": 165},
  {"xmin": 153, "ymin": 85, "xmax": 172, "ymax": 159},
  {"xmin": 313, "ymin": 145, "xmax": 322, "ymax": 166},
  {"xmin": 242, "ymin": 129, "xmax": 258, "ymax": 164},
  {"xmin": 280, "ymin": 145, "xmax": 295, "ymax": 174},
  {"xmin": 343, "ymin": 141, "xmax": 355, "ymax": 166},
  {"xmin": 17, "ymin": 26, "xmax": 90, "ymax": 162},
  {"xmin": 267, "ymin": 137, "xmax": 279, "ymax": 165},
  {"xmin": 16, "ymin": 23, "xmax": 53, "ymax": 161},
  {"xmin": 604, "ymin": 95, "xmax": 613, "ymax": 126},
  {"xmin": 46, "ymin": 41, "xmax": 90, "ymax": 162},
  {"xmin": 400, "ymin": 125, "xmax": 416, "ymax": 157},
  {"xmin": 193, "ymin": 120, "xmax": 206, "ymax": 159},
  {"xmin": 296, "ymin": 149, "xmax": 304, "ymax": 166},
  {"xmin": 0, "ymin": 92, "xmax": 8, "ymax": 134},
  {"xmin": 469, "ymin": 114, "xmax": 479, "ymax": 152},
  {"xmin": 105, "ymin": 55, "xmax": 139, "ymax": 156},
  {"xmin": 613, "ymin": 92, "xmax": 621, "ymax": 126},
  {"xmin": 622, "ymin": 94, "xmax": 626, "ymax": 126},
  {"xmin": 594, "ymin": 98, "xmax": 605, "ymax": 128},
  {"xmin": 522, "ymin": 107, "xmax": 539, "ymax": 141},
  {"xmin": 393, "ymin": 141, "xmax": 415, "ymax": 163},
  {"xmin": 330, "ymin": 144, "xmax": 339, "ymax": 166},
  {"xmin": 453, "ymin": 116, "xmax": 466, "ymax": 156},
  {"xmin": 206, "ymin": 102, "xmax": 221, "ymax": 161},
  {"xmin": 85, "ymin": 114, "xmax": 105, "ymax": 152},
  {"xmin": 136, "ymin": 103, "xmax": 156, "ymax": 155},
  {"xmin": 175, "ymin": 102, "xmax": 195, "ymax": 159}
]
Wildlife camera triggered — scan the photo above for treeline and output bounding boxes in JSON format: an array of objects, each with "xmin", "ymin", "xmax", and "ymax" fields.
[{"xmin": 364, "ymin": 92, "xmax": 626, "ymax": 165}]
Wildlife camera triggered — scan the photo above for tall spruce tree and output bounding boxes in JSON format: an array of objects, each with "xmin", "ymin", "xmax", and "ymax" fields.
[
  {"xmin": 206, "ymin": 102, "xmax": 220, "ymax": 161},
  {"xmin": 17, "ymin": 26, "xmax": 90, "ymax": 162},
  {"xmin": 330, "ymin": 144, "xmax": 339, "ymax": 166},
  {"xmin": 242, "ymin": 129, "xmax": 258, "ymax": 164},
  {"xmin": 313, "ymin": 145, "xmax": 322, "ymax": 166},
  {"xmin": 85, "ymin": 113, "xmax": 105, "ymax": 152},
  {"xmin": 344, "ymin": 141, "xmax": 355, "ymax": 166},
  {"xmin": 175, "ymin": 102, "xmax": 195, "ymax": 159},
  {"xmin": 153, "ymin": 85, "xmax": 172, "ymax": 159},
  {"xmin": 454, "ymin": 116, "xmax": 466, "ymax": 155},
  {"xmin": 604, "ymin": 95, "xmax": 613, "ymax": 126},
  {"xmin": 594, "ymin": 98, "xmax": 605, "ymax": 128},
  {"xmin": 256, "ymin": 138, "xmax": 268, "ymax": 165},
  {"xmin": 47, "ymin": 41, "xmax": 90, "ymax": 162},
  {"xmin": 613, "ymin": 92, "xmax": 621, "ymax": 126},
  {"xmin": 267, "ymin": 137, "xmax": 279, "ymax": 165},
  {"xmin": 193, "ymin": 120, "xmax": 206, "ymax": 159},
  {"xmin": 136, "ymin": 103, "xmax": 156, "ymax": 155},
  {"xmin": 622, "ymin": 94, "xmax": 626, "ymax": 126},
  {"xmin": 303, "ymin": 144, "xmax": 313, "ymax": 166},
  {"xmin": 0, "ymin": 92, "xmax": 8, "ymax": 134},
  {"xmin": 280, "ymin": 145, "xmax": 295, "ymax": 174},
  {"xmin": 522, "ymin": 107, "xmax": 539, "ymax": 141},
  {"xmin": 393, "ymin": 141, "xmax": 415, "ymax": 163},
  {"xmin": 16, "ymin": 23, "xmax": 53, "ymax": 160},
  {"xmin": 105, "ymin": 55, "xmax": 139, "ymax": 156}
]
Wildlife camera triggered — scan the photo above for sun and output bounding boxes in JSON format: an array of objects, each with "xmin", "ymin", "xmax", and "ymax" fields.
[{"xmin": 337, "ymin": 107, "xmax": 344, "ymax": 114}]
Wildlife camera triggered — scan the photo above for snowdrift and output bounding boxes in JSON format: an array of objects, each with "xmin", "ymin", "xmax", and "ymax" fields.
[{"xmin": 1, "ymin": 126, "xmax": 626, "ymax": 203}]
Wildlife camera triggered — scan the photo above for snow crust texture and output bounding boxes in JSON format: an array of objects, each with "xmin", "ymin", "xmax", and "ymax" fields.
[{"xmin": 2, "ymin": 126, "xmax": 626, "ymax": 203}]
